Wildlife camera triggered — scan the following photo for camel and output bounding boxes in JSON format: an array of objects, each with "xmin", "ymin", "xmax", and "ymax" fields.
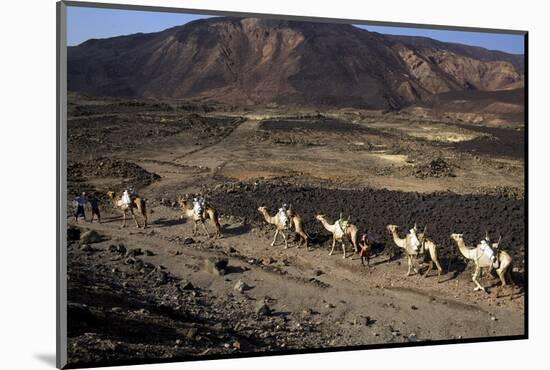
[
  {"xmin": 107, "ymin": 190, "xmax": 148, "ymax": 228},
  {"xmin": 416, "ymin": 227, "xmax": 444, "ymax": 278},
  {"xmin": 387, "ymin": 224, "xmax": 442, "ymax": 277},
  {"xmin": 450, "ymin": 233, "xmax": 514, "ymax": 295},
  {"xmin": 315, "ymin": 214, "xmax": 358, "ymax": 259},
  {"xmin": 286, "ymin": 208, "xmax": 310, "ymax": 249},
  {"xmin": 258, "ymin": 206, "xmax": 293, "ymax": 248},
  {"xmin": 178, "ymin": 196, "xmax": 221, "ymax": 238}
]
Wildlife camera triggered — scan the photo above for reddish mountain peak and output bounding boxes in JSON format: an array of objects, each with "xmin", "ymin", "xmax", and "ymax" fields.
[{"xmin": 68, "ymin": 17, "xmax": 524, "ymax": 109}]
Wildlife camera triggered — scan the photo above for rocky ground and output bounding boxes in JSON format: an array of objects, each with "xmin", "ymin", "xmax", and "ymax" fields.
[{"xmin": 65, "ymin": 95, "xmax": 525, "ymax": 367}]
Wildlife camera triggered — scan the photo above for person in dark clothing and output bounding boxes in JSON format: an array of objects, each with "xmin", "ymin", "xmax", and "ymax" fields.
[
  {"xmin": 74, "ymin": 192, "xmax": 87, "ymax": 223},
  {"xmin": 88, "ymin": 193, "xmax": 101, "ymax": 223}
]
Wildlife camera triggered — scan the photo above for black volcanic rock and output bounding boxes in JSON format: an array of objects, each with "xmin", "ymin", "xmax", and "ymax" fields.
[{"xmin": 68, "ymin": 17, "xmax": 524, "ymax": 109}]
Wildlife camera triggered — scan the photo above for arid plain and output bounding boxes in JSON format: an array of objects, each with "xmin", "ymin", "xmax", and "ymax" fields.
[{"xmin": 65, "ymin": 91, "xmax": 525, "ymax": 367}]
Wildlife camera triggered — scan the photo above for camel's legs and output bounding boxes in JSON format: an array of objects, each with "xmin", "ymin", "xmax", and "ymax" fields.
[
  {"xmin": 212, "ymin": 221, "xmax": 220, "ymax": 238},
  {"xmin": 300, "ymin": 232, "xmax": 310, "ymax": 250},
  {"xmin": 282, "ymin": 231, "xmax": 288, "ymax": 249},
  {"xmin": 506, "ymin": 267, "xmax": 513, "ymax": 286},
  {"xmin": 361, "ymin": 253, "xmax": 370, "ymax": 267},
  {"xmin": 497, "ymin": 268, "xmax": 507, "ymax": 287},
  {"xmin": 329, "ymin": 237, "xmax": 336, "ymax": 256},
  {"xmin": 297, "ymin": 231, "xmax": 308, "ymax": 249},
  {"xmin": 472, "ymin": 266, "xmax": 487, "ymax": 292},
  {"xmin": 351, "ymin": 236, "xmax": 358, "ymax": 253},
  {"xmin": 424, "ymin": 261, "xmax": 433, "ymax": 278},
  {"xmin": 495, "ymin": 267, "xmax": 505, "ymax": 298},
  {"xmin": 207, "ymin": 213, "xmax": 221, "ymax": 238},
  {"xmin": 506, "ymin": 265, "xmax": 514, "ymax": 285},
  {"xmin": 201, "ymin": 222, "xmax": 211, "ymax": 238},
  {"xmin": 271, "ymin": 229, "xmax": 279, "ymax": 247},
  {"xmin": 129, "ymin": 208, "xmax": 140, "ymax": 228},
  {"xmin": 406, "ymin": 255, "xmax": 412, "ymax": 276},
  {"xmin": 121, "ymin": 210, "xmax": 127, "ymax": 228},
  {"xmin": 505, "ymin": 266, "xmax": 516, "ymax": 300},
  {"xmin": 341, "ymin": 240, "xmax": 346, "ymax": 259},
  {"xmin": 294, "ymin": 232, "xmax": 301, "ymax": 249},
  {"xmin": 434, "ymin": 258, "xmax": 443, "ymax": 276},
  {"xmin": 193, "ymin": 221, "xmax": 198, "ymax": 236}
]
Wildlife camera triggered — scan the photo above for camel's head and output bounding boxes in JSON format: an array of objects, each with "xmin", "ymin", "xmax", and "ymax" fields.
[
  {"xmin": 106, "ymin": 191, "xmax": 115, "ymax": 199},
  {"xmin": 450, "ymin": 233, "xmax": 464, "ymax": 242},
  {"xmin": 387, "ymin": 224, "xmax": 398, "ymax": 233},
  {"xmin": 258, "ymin": 206, "xmax": 266, "ymax": 213},
  {"xmin": 315, "ymin": 214, "xmax": 325, "ymax": 221},
  {"xmin": 177, "ymin": 195, "xmax": 191, "ymax": 207}
]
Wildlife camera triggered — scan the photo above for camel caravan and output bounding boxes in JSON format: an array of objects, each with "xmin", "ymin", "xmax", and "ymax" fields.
[{"xmin": 75, "ymin": 187, "xmax": 518, "ymax": 297}]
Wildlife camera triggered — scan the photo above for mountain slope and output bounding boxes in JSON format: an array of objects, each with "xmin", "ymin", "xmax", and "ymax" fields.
[{"xmin": 68, "ymin": 17, "xmax": 524, "ymax": 109}]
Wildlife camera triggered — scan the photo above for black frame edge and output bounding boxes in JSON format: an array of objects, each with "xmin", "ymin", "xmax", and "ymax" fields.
[{"xmin": 57, "ymin": 1, "xmax": 68, "ymax": 369}]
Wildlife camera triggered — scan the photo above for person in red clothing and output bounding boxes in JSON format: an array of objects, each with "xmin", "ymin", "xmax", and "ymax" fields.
[{"xmin": 359, "ymin": 233, "xmax": 371, "ymax": 267}]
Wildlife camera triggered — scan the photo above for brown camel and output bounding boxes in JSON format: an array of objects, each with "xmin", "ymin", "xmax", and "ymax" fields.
[
  {"xmin": 178, "ymin": 196, "xmax": 221, "ymax": 238},
  {"xmin": 450, "ymin": 233, "xmax": 514, "ymax": 296},
  {"xmin": 315, "ymin": 214, "xmax": 358, "ymax": 259},
  {"xmin": 416, "ymin": 226, "xmax": 444, "ymax": 278},
  {"xmin": 257, "ymin": 206, "xmax": 292, "ymax": 248},
  {"xmin": 286, "ymin": 207, "xmax": 310, "ymax": 249},
  {"xmin": 107, "ymin": 190, "xmax": 148, "ymax": 228}
]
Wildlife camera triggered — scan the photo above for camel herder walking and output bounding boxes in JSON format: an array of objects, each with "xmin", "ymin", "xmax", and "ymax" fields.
[
  {"xmin": 88, "ymin": 193, "xmax": 101, "ymax": 223},
  {"xmin": 74, "ymin": 192, "xmax": 88, "ymax": 223}
]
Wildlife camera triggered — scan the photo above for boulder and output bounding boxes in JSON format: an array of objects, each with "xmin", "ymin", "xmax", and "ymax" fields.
[
  {"xmin": 126, "ymin": 248, "xmax": 143, "ymax": 257},
  {"xmin": 67, "ymin": 226, "xmax": 81, "ymax": 241},
  {"xmin": 116, "ymin": 243, "xmax": 127, "ymax": 254},
  {"xmin": 233, "ymin": 280, "xmax": 251, "ymax": 293},
  {"xmin": 80, "ymin": 244, "xmax": 95, "ymax": 252},
  {"xmin": 204, "ymin": 257, "xmax": 228, "ymax": 276},
  {"xmin": 80, "ymin": 230, "xmax": 102, "ymax": 244},
  {"xmin": 256, "ymin": 303, "xmax": 271, "ymax": 316},
  {"xmin": 179, "ymin": 281, "xmax": 195, "ymax": 291}
]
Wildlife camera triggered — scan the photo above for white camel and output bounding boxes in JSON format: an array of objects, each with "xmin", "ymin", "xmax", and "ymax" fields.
[
  {"xmin": 315, "ymin": 214, "xmax": 358, "ymax": 259},
  {"xmin": 450, "ymin": 233, "xmax": 514, "ymax": 295},
  {"xmin": 387, "ymin": 224, "xmax": 442, "ymax": 276}
]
